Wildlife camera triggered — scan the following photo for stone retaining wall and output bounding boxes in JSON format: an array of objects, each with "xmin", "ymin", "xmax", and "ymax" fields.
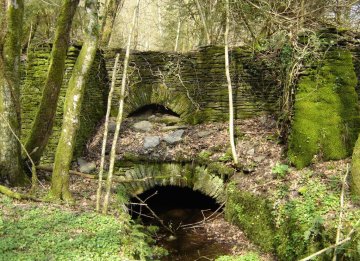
[
  {"xmin": 103, "ymin": 46, "xmax": 280, "ymax": 123},
  {"xmin": 21, "ymin": 45, "xmax": 281, "ymax": 163},
  {"xmin": 20, "ymin": 45, "xmax": 108, "ymax": 164}
]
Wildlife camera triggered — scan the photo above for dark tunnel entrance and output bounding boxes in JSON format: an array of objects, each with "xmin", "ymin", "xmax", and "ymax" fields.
[
  {"xmin": 129, "ymin": 186, "xmax": 232, "ymax": 261},
  {"xmin": 130, "ymin": 186, "xmax": 220, "ymax": 226},
  {"xmin": 128, "ymin": 104, "xmax": 180, "ymax": 118}
]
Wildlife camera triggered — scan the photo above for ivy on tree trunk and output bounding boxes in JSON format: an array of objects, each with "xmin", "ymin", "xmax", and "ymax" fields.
[
  {"xmin": 50, "ymin": 0, "xmax": 99, "ymax": 202},
  {"xmin": 0, "ymin": 0, "xmax": 26, "ymax": 185}
]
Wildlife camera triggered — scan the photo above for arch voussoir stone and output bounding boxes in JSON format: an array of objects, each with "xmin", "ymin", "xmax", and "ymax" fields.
[{"xmin": 117, "ymin": 162, "xmax": 226, "ymax": 203}]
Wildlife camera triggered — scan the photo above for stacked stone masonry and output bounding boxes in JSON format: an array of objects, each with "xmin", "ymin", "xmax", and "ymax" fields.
[
  {"xmin": 21, "ymin": 45, "xmax": 281, "ymax": 163},
  {"xmin": 103, "ymin": 46, "xmax": 280, "ymax": 123},
  {"xmin": 21, "ymin": 45, "xmax": 107, "ymax": 164},
  {"xmin": 20, "ymin": 42, "xmax": 360, "ymax": 167}
]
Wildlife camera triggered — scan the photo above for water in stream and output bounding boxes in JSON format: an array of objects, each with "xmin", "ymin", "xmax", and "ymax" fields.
[{"xmin": 130, "ymin": 186, "xmax": 235, "ymax": 261}]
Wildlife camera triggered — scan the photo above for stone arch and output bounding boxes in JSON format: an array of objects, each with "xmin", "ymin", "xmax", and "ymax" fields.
[
  {"xmin": 123, "ymin": 83, "xmax": 200, "ymax": 123},
  {"xmin": 117, "ymin": 162, "xmax": 226, "ymax": 203}
]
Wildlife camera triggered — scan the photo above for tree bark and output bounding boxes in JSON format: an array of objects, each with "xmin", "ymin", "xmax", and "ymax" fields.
[
  {"xmin": 195, "ymin": 0, "xmax": 211, "ymax": 45},
  {"xmin": 0, "ymin": 0, "xmax": 26, "ymax": 185},
  {"xmin": 50, "ymin": 0, "xmax": 99, "ymax": 202},
  {"xmin": 24, "ymin": 0, "xmax": 79, "ymax": 164},
  {"xmin": 225, "ymin": 0, "xmax": 238, "ymax": 165},
  {"xmin": 100, "ymin": 0, "xmax": 124, "ymax": 47}
]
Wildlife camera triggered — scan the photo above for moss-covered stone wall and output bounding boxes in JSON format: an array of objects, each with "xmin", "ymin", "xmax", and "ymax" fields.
[
  {"xmin": 288, "ymin": 48, "xmax": 360, "ymax": 168},
  {"xmin": 103, "ymin": 46, "xmax": 280, "ymax": 123},
  {"xmin": 20, "ymin": 45, "xmax": 280, "ymax": 163},
  {"xmin": 20, "ymin": 45, "xmax": 108, "ymax": 164},
  {"xmin": 21, "ymin": 42, "xmax": 360, "ymax": 167}
]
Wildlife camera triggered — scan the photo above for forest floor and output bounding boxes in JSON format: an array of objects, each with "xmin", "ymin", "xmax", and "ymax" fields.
[
  {"xmin": 1, "ymin": 113, "xmax": 359, "ymax": 260},
  {"xmin": 0, "ymin": 173, "xmax": 275, "ymax": 261}
]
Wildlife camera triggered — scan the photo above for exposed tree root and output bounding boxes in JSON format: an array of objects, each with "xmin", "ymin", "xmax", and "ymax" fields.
[{"xmin": 0, "ymin": 185, "xmax": 42, "ymax": 201}]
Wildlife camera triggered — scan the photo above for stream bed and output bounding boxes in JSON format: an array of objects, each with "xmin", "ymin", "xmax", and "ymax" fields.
[
  {"xmin": 155, "ymin": 208, "xmax": 233, "ymax": 261},
  {"xmin": 130, "ymin": 186, "xmax": 269, "ymax": 261}
]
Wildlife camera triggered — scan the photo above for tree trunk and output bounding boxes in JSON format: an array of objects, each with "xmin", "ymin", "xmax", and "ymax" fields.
[
  {"xmin": 351, "ymin": 135, "xmax": 360, "ymax": 196},
  {"xmin": 174, "ymin": 18, "xmax": 181, "ymax": 52},
  {"xmin": 50, "ymin": 0, "xmax": 99, "ymax": 202},
  {"xmin": 24, "ymin": 0, "xmax": 79, "ymax": 164},
  {"xmin": 157, "ymin": 0, "xmax": 163, "ymax": 38},
  {"xmin": 100, "ymin": 0, "xmax": 124, "ymax": 47},
  {"xmin": 0, "ymin": 0, "xmax": 26, "ymax": 185},
  {"xmin": 225, "ymin": 0, "xmax": 238, "ymax": 165},
  {"xmin": 102, "ymin": 0, "xmax": 140, "ymax": 214},
  {"xmin": 195, "ymin": 0, "xmax": 211, "ymax": 45}
]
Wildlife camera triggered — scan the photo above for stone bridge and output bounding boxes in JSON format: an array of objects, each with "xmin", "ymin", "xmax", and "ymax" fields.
[{"xmin": 20, "ymin": 36, "xmax": 360, "ymax": 199}]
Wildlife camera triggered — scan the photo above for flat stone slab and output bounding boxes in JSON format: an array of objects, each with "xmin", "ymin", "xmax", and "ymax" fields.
[
  {"xmin": 133, "ymin": 121, "xmax": 153, "ymax": 132},
  {"xmin": 197, "ymin": 130, "xmax": 216, "ymax": 138},
  {"xmin": 77, "ymin": 158, "xmax": 96, "ymax": 173},
  {"xmin": 144, "ymin": 136, "xmax": 160, "ymax": 149},
  {"xmin": 162, "ymin": 130, "xmax": 185, "ymax": 144}
]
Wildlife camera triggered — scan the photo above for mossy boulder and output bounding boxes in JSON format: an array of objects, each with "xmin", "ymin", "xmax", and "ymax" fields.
[{"xmin": 289, "ymin": 49, "xmax": 360, "ymax": 168}]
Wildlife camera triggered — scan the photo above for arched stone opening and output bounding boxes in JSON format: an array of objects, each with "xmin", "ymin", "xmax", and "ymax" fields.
[
  {"xmin": 116, "ymin": 163, "xmax": 226, "ymax": 203},
  {"xmin": 123, "ymin": 83, "xmax": 201, "ymax": 123},
  {"xmin": 129, "ymin": 185, "xmax": 221, "ymax": 224}
]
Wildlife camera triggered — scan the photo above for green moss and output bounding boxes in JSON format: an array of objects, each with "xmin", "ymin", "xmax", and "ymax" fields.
[
  {"xmin": 197, "ymin": 150, "xmax": 212, "ymax": 163},
  {"xmin": 289, "ymin": 49, "xmax": 360, "ymax": 168},
  {"xmin": 225, "ymin": 184, "xmax": 275, "ymax": 252},
  {"xmin": 20, "ymin": 46, "xmax": 107, "ymax": 164},
  {"xmin": 207, "ymin": 162, "xmax": 234, "ymax": 177},
  {"xmin": 121, "ymin": 152, "xmax": 140, "ymax": 162},
  {"xmin": 219, "ymin": 148, "xmax": 233, "ymax": 162}
]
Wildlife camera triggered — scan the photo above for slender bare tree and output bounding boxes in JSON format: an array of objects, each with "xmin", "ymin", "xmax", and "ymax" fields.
[
  {"xmin": 96, "ymin": 52, "xmax": 120, "ymax": 212},
  {"xmin": 224, "ymin": 0, "xmax": 238, "ymax": 165},
  {"xmin": 102, "ymin": 0, "xmax": 141, "ymax": 214}
]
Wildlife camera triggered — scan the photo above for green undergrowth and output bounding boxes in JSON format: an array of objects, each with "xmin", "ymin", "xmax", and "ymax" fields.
[
  {"xmin": 215, "ymin": 252, "xmax": 261, "ymax": 261},
  {"xmin": 226, "ymin": 168, "xmax": 360, "ymax": 261},
  {"xmin": 0, "ymin": 195, "xmax": 166, "ymax": 260}
]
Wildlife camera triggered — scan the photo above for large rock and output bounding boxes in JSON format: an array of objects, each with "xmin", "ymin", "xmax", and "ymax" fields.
[
  {"xmin": 133, "ymin": 121, "xmax": 153, "ymax": 132},
  {"xmin": 163, "ymin": 130, "xmax": 184, "ymax": 144},
  {"xmin": 144, "ymin": 136, "xmax": 160, "ymax": 149},
  {"xmin": 156, "ymin": 115, "xmax": 181, "ymax": 125},
  {"xmin": 77, "ymin": 158, "xmax": 96, "ymax": 173}
]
